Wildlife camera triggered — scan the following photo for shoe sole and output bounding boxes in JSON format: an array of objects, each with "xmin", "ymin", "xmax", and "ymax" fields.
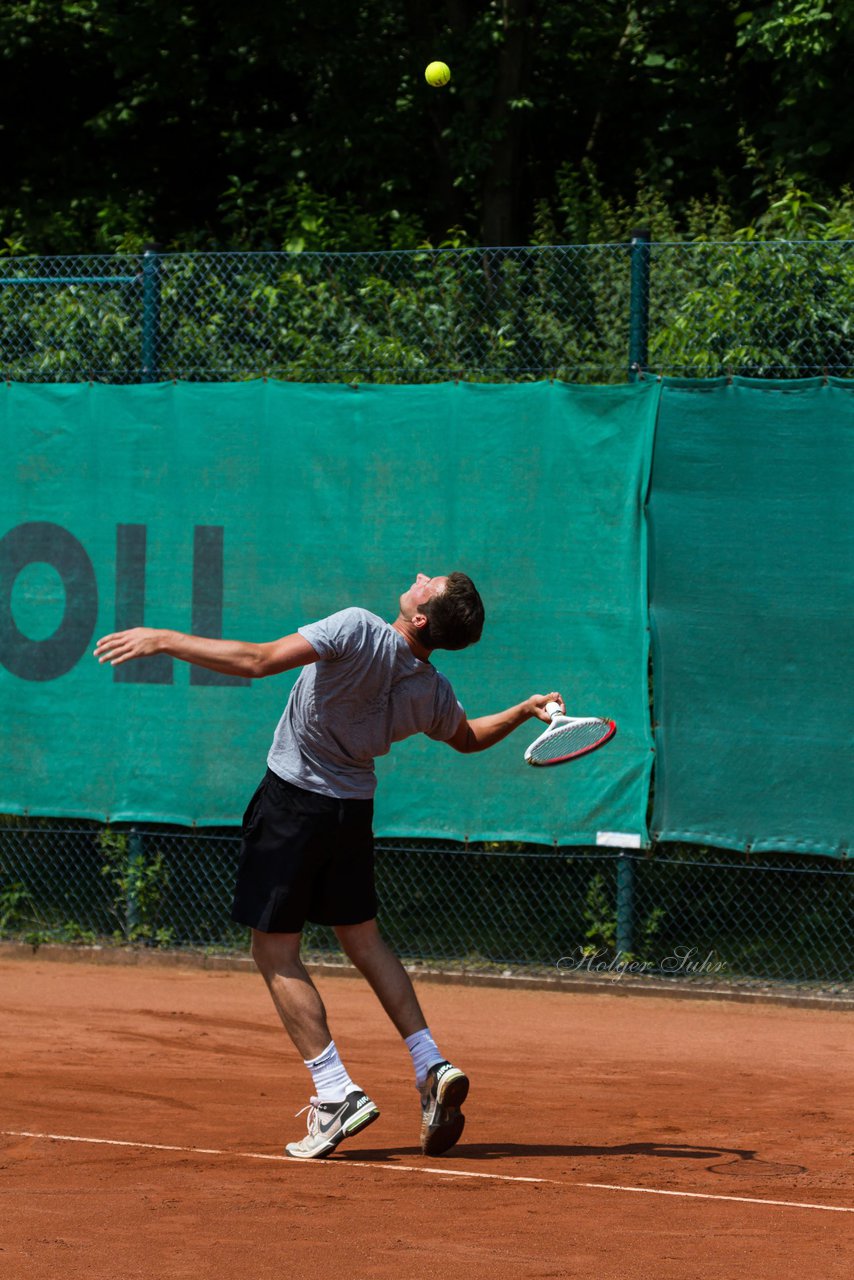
[
  {"xmin": 421, "ymin": 1071, "xmax": 469, "ymax": 1157},
  {"xmin": 286, "ymin": 1102, "xmax": 380, "ymax": 1160},
  {"xmin": 422, "ymin": 1109, "xmax": 465, "ymax": 1157}
]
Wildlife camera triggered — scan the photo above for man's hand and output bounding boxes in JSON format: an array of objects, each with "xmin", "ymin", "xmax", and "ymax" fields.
[
  {"xmin": 526, "ymin": 692, "xmax": 566, "ymax": 723},
  {"xmin": 94, "ymin": 628, "xmax": 164, "ymax": 666}
]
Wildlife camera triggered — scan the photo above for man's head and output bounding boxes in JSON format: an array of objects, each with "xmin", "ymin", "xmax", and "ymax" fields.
[{"xmin": 399, "ymin": 571, "xmax": 484, "ymax": 651}]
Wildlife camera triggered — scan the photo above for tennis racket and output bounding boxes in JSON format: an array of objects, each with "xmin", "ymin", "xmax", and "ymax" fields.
[{"xmin": 524, "ymin": 701, "xmax": 616, "ymax": 767}]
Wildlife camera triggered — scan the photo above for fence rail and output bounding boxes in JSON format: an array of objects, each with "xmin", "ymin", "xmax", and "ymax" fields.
[
  {"xmin": 0, "ymin": 239, "xmax": 851, "ymax": 384},
  {"xmin": 1, "ymin": 822, "xmax": 851, "ymax": 995}
]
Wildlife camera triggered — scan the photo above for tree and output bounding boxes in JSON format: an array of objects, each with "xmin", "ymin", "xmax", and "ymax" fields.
[{"xmin": 0, "ymin": 0, "xmax": 852, "ymax": 252}]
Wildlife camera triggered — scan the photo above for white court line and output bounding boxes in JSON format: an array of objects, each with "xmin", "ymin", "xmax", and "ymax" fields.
[
  {"xmin": 1, "ymin": 1131, "xmax": 551, "ymax": 1184},
  {"xmin": 5, "ymin": 1131, "xmax": 852, "ymax": 1211},
  {"xmin": 581, "ymin": 1182, "xmax": 854, "ymax": 1214}
]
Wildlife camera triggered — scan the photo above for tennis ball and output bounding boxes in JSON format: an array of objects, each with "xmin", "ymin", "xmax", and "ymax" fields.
[{"xmin": 425, "ymin": 61, "xmax": 451, "ymax": 88}]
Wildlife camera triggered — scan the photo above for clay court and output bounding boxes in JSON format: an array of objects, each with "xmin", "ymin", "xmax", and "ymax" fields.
[{"xmin": 1, "ymin": 954, "xmax": 851, "ymax": 1279}]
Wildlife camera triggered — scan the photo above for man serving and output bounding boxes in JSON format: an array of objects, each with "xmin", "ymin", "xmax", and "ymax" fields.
[{"xmin": 95, "ymin": 571, "xmax": 563, "ymax": 1159}]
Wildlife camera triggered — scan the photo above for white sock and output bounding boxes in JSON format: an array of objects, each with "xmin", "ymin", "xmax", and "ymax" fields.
[
  {"xmin": 304, "ymin": 1040, "xmax": 357, "ymax": 1103},
  {"xmin": 405, "ymin": 1028, "xmax": 443, "ymax": 1088}
]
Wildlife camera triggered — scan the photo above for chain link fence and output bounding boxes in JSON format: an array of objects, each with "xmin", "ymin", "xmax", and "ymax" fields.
[
  {"xmin": 2, "ymin": 239, "xmax": 852, "ymax": 992},
  {"xmin": 1, "ymin": 820, "xmax": 852, "ymax": 996},
  {"xmin": 0, "ymin": 239, "xmax": 852, "ymax": 384}
]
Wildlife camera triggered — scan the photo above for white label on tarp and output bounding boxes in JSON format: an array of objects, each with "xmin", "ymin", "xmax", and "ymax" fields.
[{"xmin": 596, "ymin": 831, "xmax": 642, "ymax": 848}]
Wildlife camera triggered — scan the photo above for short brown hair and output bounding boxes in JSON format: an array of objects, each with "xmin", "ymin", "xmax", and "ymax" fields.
[{"xmin": 421, "ymin": 572, "xmax": 484, "ymax": 651}]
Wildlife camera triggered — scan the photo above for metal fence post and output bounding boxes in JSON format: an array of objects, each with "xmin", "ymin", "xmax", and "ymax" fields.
[
  {"xmin": 126, "ymin": 827, "xmax": 143, "ymax": 936},
  {"xmin": 141, "ymin": 246, "xmax": 161, "ymax": 382},
  {"xmin": 616, "ymin": 852, "xmax": 636, "ymax": 955},
  {"xmin": 628, "ymin": 227, "xmax": 651, "ymax": 381}
]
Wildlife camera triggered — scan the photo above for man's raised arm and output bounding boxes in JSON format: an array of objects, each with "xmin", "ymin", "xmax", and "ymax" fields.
[{"xmin": 93, "ymin": 628, "xmax": 320, "ymax": 679}]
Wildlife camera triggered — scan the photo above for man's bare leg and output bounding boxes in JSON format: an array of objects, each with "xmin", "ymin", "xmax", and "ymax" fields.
[
  {"xmin": 251, "ymin": 928, "xmax": 380, "ymax": 1158},
  {"xmin": 250, "ymin": 929, "xmax": 332, "ymax": 1060},
  {"xmin": 334, "ymin": 917, "xmax": 468, "ymax": 1156},
  {"xmin": 333, "ymin": 918, "xmax": 427, "ymax": 1038}
]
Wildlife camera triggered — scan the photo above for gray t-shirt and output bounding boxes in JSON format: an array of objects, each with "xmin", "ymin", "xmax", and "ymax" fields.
[{"xmin": 266, "ymin": 607, "xmax": 465, "ymax": 799}]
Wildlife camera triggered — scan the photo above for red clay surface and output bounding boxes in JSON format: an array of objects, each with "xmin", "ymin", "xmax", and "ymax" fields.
[{"xmin": 1, "ymin": 955, "xmax": 852, "ymax": 1280}]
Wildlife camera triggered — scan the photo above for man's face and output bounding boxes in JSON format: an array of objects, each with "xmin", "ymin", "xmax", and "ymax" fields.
[{"xmin": 399, "ymin": 572, "xmax": 448, "ymax": 618}]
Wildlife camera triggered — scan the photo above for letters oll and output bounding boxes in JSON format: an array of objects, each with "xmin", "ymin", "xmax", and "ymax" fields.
[{"xmin": 0, "ymin": 520, "xmax": 247, "ymax": 687}]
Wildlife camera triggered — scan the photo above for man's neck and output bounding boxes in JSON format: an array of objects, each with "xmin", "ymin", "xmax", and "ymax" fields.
[{"xmin": 391, "ymin": 617, "xmax": 432, "ymax": 663}]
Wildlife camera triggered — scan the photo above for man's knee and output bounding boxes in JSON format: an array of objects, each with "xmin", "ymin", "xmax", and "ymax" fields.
[
  {"xmin": 333, "ymin": 917, "xmax": 383, "ymax": 961},
  {"xmin": 250, "ymin": 928, "xmax": 302, "ymax": 976}
]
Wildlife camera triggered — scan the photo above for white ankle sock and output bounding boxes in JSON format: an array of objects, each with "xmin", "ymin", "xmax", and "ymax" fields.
[
  {"xmin": 405, "ymin": 1028, "xmax": 443, "ymax": 1087},
  {"xmin": 304, "ymin": 1040, "xmax": 357, "ymax": 1103}
]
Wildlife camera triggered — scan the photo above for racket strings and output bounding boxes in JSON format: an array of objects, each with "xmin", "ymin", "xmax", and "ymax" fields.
[{"xmin": 527, "ymin": 718, "xmax": 612, "ymax": 764}]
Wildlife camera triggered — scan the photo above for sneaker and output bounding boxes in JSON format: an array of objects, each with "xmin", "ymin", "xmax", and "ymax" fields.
[
  {"xmin": 285, "ymin": 1088, "xmax": 380, "ymax": 1160},
  {"xmin": 419, "ymin": 1060, "xmax": 469, "ymax": 1157}
]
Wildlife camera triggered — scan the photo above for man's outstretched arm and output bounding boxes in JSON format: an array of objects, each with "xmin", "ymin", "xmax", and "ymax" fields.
[
  {"xmin": 93, "ymin": 627, "xmax": 320, "ymax": 679},
  {"xmin": 445, "ymin": 692, "xmax": 565, "ymax": 754}
]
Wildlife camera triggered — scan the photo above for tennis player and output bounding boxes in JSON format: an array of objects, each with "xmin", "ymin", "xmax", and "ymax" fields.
[{"xmin": 94, "ymin": 572, "xmax": 563, "ymax": 1160}]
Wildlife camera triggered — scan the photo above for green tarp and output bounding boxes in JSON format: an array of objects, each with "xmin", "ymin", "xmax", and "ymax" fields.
[
  {"xmin": 1, "ymin": 380, "xmax": 659, "ymax": 843},
  {"xmin": 649, "ymin": 378, "xmax": 854, "ymax": 858}
]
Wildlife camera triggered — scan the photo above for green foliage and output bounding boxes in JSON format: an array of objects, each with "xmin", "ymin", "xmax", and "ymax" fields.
[
  {"xmin": 0, "ymin": 880, "xmax": 31, "ymax": 931},
  {"xmin": 0, "ymin": 5, "xmax": 852, "ymax": 385},
  {"xmin": 98, "ymin": 828, "xmax": 173, "ymax": 946},
  {"xmin": 1, "ymin": 1, "xmax": 852, "ymax": 251},
  {"xmin": 534, "ymin": 158, "xmax": 853, "ymax": 380},
  {"xmin": 0, "ymin": 241, "xmax": 633, "ymax": 383},
  {"xmin": 582, "ymin": 873, "xmax": 617, "ymax": 951},
  {"xmin": 649, "ymin": 185, "xmax": 854, "ymax": 377},
  {"xmin": 736, "ymin": 2, "xmax": 837, "ymax": 87},
  {"xmin": 582, "ymin": 871, "xmax": 667, "ymax": 963},
  {"xmin": 1, "ymin": 179, "xmax": 852, "ymax": 385}
]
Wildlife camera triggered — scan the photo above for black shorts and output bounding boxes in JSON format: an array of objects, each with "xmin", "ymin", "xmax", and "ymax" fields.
[{"xmin": 231, "ymin": 769, "xmax": 378, "ymax": 933}]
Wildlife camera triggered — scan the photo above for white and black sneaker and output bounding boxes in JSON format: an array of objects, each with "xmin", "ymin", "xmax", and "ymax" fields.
[
  {"xmin": 285, "ymin": 1089, "xmax": 380, "ymax": 1160},
  {"xmin": 419, "ymin": 1061, "xmax": 469, "ymax": 1156}
]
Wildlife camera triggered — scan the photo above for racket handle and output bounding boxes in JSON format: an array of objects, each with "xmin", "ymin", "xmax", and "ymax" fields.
[{"xmin": 544, "ymin": 700, "xmax": 563, "ymax": 719}]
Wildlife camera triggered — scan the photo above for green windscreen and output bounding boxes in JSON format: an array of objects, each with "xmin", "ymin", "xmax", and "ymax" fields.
[
  {"xmin": 0, "ymin": 380, "xmax": 659, "ymax": 843},
  {"xmin": 649, "ymin": 377, "xmax": 854, "ymax": 858}
]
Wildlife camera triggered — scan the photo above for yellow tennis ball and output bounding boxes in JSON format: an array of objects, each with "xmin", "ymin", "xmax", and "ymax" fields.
[{"xmin": 425, "ymin": 61, "xmax": 451, "ymax": 88}]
